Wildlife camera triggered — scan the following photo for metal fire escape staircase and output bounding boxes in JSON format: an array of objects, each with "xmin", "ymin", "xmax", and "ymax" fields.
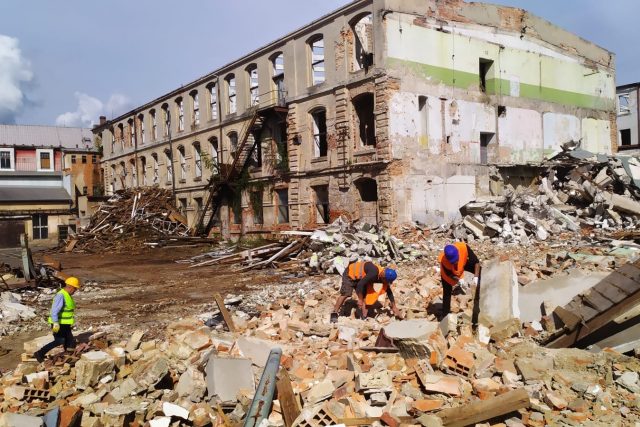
[{"xmin": 195, "ymin": 107, "xmax": 264, "ymax": 235}]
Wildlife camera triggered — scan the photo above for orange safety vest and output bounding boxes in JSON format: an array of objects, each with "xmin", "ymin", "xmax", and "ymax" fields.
[
  {"xmin": 438, "ymin": 242, "xmax": 469, "ymax": 286},
  {"xmin": 347, "ymin": 261, "xmax": 388, "ymax": 306}
]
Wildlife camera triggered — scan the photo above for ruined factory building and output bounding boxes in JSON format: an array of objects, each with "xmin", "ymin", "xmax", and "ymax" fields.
[{"xmin": 93, "ymin": 0, "xmax": 616, "ymax": 237}]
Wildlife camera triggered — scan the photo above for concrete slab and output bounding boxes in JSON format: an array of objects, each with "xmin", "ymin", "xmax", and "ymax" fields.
[
  {"xmin": 518, "ymin": 270, "xmax": 608, "ymax": 322},
  {"xmin": 236, "ymin": 336, "xmax": 280, "ymax": 367},
  {"xmin": 478, "ymin": 259, "xmax": 520, "ymax": 327},
  {"xmin": 205, "ymin": 357, "xmax": 255, "ymax": 403},
  {"xmin": 0, "ymin": 413, "xmax": 44, "ymax": 427}
]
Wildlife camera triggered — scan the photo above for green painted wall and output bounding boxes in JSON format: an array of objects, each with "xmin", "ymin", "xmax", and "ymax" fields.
[{"xmin": 385, "ymin": 17, "xmax": 615, "ymax": 111}]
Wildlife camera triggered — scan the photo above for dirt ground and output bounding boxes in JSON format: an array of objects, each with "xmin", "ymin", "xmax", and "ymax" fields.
[{"xmin": 0, "ymin": 245, "xmax": 298, "ymax": 371}]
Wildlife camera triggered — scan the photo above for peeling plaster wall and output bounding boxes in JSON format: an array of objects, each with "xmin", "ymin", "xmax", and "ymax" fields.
[{"xmin": 383, "ymin": 7, "xmax": 615, "ymax": 226}]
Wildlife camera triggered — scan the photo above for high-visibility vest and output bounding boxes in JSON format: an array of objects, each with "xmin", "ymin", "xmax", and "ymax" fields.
[
  {"xmin": 438, "ymin": 242, "xmax": 469, "ymax": 286},
  {"xmin": 347, "ymin": 261, "xmax": 388, "ymax": 305},
  {"xmin": 47, "ymin": 289, "xmax": 75, "ymax": 325}
]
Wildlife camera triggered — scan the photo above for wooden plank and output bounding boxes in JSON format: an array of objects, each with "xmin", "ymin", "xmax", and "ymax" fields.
[
  {"xmin": 580, "ymin": 288, "xmax": 614, "ymax": 312},
  {"xmin": 615, "ymin": 263, "xmax": 640, "ymax": 280},
  {"xmin": 339, "ymin": 417, "xmax": 414, "ymax": 426},
  {"xmin": 436, "ymin": 388, "xmax": 530, "ymax": 427},
  {"xmin": 276, "ymin": 367, "xmax": 300, "ymax": 427},
  {"xmin": 213, "ymin": 293, "xmax": 236, "ymax": 333},
  {"xmin": 553, "ymin": 306, "xmax": 582, "ymax": 330},
  {"xmin": 596, "ymin": 281, "xmax": 631, "ymax": 303},
  {"xmin": 605, "ymin": 271, "xmax": 640, "ymax": 295},
  {"xmin": 64, "ymin": 239, "xmax": 78, "ymax": 252},
  {"xmin": 574, "ymin": 304, "xmax": 600, "ymax": 322},
  {"xmin": 547, "ymin": 285, "xmax": 640, "ymax": 348},
  {"xmin": 189, "ymin": 252, "xmax": 241, "ymax": 268}
]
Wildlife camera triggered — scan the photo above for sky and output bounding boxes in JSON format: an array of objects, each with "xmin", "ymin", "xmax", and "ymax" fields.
[{"xmin": 0, "ymin": 0, "xmax": 638, "ymax": 127}]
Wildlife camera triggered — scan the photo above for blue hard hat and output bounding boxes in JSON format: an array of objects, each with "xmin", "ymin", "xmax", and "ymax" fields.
[
  {"xmin": 444, "ymin": 245, "xmax": 459, "ymax": 264},
  {"xmin": 384, "ymin": 268, "xmax": 397, "ymax": 282}
]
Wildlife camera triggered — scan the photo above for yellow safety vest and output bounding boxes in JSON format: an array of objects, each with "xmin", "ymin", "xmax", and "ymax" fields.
[{"xmin": 47, "ymin": 289, "xmax": 75, "ymax": 325}]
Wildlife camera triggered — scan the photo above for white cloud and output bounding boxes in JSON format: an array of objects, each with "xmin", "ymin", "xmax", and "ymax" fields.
[
  {"xmin": 55, "ymin": 92, "xmax": 131, "ymax": 127},
  {"xmin": 0, "ymin": 35, "xmax": 33, "ymax": 124}
]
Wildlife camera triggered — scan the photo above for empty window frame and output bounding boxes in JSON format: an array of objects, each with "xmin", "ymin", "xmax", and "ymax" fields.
[
  {"xmin": 32, "ymin": 214, "xmax": 48, "ymax": 240},
  {"xmin": 110, "ymin": 127, "xmax": 116, "ymax": 152},
  {"xmin": 250, "ymin": 131, "xmax": 262, "ymax": 168},
  {"xmin": 248, "ymin": 65, "xmax": 259, "ymax": 106},
  {"xmin": 209, "ymin": 137, "xmax": 220, "ymax": 170},
  {"xmin": 418, "ymin": 96, "xmax": 428, "ymax": 139},
  {"xmin": 193, "ymin": 142, "xmax": 202, "ymax": 179},
  {"xmin": 226, "ymin": 74, "xmax": 237, "ymax": 114},
  {"xmin": 228, "ymin": 132, "xmax": 238, "ymax": 159},
  {"xmin": 232, "ymin": 191, "xmax": 242, "ymax": 225},
  {"xmin": 311, "ymin": 108, "xmax": 328, "ymax": 157},
  {"xmin": 140, "ymin": 156, "xmax": 147, "ymax": 186},
  {"xmin": 620, "ymin": 129, "xmax": 632, "ymax": 146},
  {"xmin": 91, "ymin": 155, "xmax": 97, "ymax": 164},
  {"xmin": 272, "ymin": 52, "xmax": 285, "ymax": 104},
  {"xmin": 251, "ymin": 191, "xmax": 263, "ymax": 225},
  {"xmin": 479, "ymin": 58, "xmax": 494, "ymax": 93},
  {"xmin": 274, "ymin": 121, "xmax": 288, "ymax": 172},
  {"xmin": 179, "ymin": 198, "xmax": 188, "ymax": 214},
  {"xmin": 128, "ymin": 118, "xmax": 135, "ymax": 145},
  {"xmin": 130, "ymin": 159, "xmax": 137, "ymax": 186},
  {"xmin": 176, "ymin": 98, "xmax": 185, "ymax": 131},
  {"xmin": 71, "ymin": 154, "xmax": 77, "ymax": 164},
  {"xmin": 480, "ymin": 132, "xmax": 495, "ymax": 165},
  {"xmin": 309, "ymin": 36, "xmax": 325, "ymax": 85},
  {"xmin": 150, "ymin": 109, "xmax": 157, "ymax": 140},
  {"xmin": 138, "ymin": 113, "xmax": 145, "ymax": 144},
  {"xmin": 190, "ymin": 90, "xmax": 200, "ymax": 126},
  {"xmin": 178, "ymin": 146, "xmax": 186, "ymax": 180},
  {"xmin": 118, "ymin": 124, "xmax": 125, "ymax": 150},
  {"xmin": 208, "ymin": 83, "xmax": 218, "ymax": 121},
  {"xmin": 195, "ymin": 197, "xmax": 203, "ymax": 214},
  {"xmin": 276, "ymin": 189, "xmax": 289, "ymax": 223},
  {"xmin": 353, "ymin": 93, "xmax": 376, "ymax": 147},
  {"xmin": 152, "ymin": 153, "xmax": 159, "ymax": 184},
  {"xmin": 0, "ymin": 148, "xmax": 13, "ymax": 170},
  {"xmin": 351, "ymin": 14, "xmax": 374, "ymax": 71},
  {"xmin": 165, "ymin": 149, "xmax": 173, "ymax": 183},
  {"xmin": 619, "ymin": 94, "xmax": 631, "ymax": 115},
  {"xmin": 162, "ymin": 104, "xmax": 170, "ymax": 137},
  {"xmin": 313, "ymin": 185, "xmax": 330, "ymax": 224},
  {"xmin": 82, "ymin": 155, "xmax": 87, "ymax": 164}
]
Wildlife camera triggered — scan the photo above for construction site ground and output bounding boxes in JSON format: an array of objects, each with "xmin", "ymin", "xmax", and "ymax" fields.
[{"xmin": 0, "ymin": 246, "xmax": 292, "ymax": 371}]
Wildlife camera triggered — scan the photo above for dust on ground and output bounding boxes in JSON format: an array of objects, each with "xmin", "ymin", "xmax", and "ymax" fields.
[{"xmin": 0, "ymin": 245, "xmax": 301, "ymax": 371}]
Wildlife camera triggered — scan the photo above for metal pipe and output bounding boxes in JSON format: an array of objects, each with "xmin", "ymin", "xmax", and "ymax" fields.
[{"xmin": 243, "ymin": 347, "xmax": 282, "ymax": 427}]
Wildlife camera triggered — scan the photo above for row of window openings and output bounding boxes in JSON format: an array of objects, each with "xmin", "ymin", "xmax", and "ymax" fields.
[{"xmin": 0, "ymin": 150, "xmax": 55, "ymax": 171}]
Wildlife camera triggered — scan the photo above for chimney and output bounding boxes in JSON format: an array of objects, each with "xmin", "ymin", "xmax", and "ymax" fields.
[{"xmin": 99, "ymin": 116, "xmax": 107, "ymax": 125}]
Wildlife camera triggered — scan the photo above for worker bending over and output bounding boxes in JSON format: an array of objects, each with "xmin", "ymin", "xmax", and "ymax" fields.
[
  {"xmin": 331, "ymin": 260, "xmax": 402, "ymax": 322},
  {"xmin": 438, "ymin": 243, "xmax": 481, "ymax": 318},
  {"xmin": 35, "ymin": 277, "xmax": 81, "ymax": 362}
]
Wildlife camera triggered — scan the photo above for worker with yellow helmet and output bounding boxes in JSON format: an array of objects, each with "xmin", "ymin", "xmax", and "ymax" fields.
[{"xmin": 34, "ymin": 277, "xmax": 80, "ymax": 362}]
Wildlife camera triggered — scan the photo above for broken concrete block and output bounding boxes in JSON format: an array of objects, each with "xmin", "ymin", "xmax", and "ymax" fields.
[
  {"xmin": 149, "ymin": 418, "xmax": 171, "ymax": 427},
  {"xmin": 438, "ymin": 313, "xmax": 457, "ymax": 337},
  {"xmin": 544, "ymin": 391, "xmax": 568, "ymax": 410},
  {"xmin": 23, "ymin": 334, "xmax": 53, "ymax": 354},
  {"xmin": 134, "ymin": 357, "xmax": 170, "ymax": 389},
  {"xmin": 356, "ymin": 371, "xmax": 392, "ymax": 392},
  {"xmin": 416, "ymin": 414, "xmax": 444, "ymax": 427},
  {"xmin": 176, "ymin": 366, "xmax": 206, "ymax": 400},
  {"xmin": 100, "ymin": 404, "xmax": 136, "ymax": 426},
  {"xmin": 383, "ymin": 319, "xmax": 439, "ymax": 358},
  {"xmin": 603, "ymin": 192, "xmax": 640, "ymax": 215},
  {"xmin": 489, "ymin": 318, "xmax": 522, "ymax": 342},
  {"xmin": 0, "ymin": 413, "xmax": 44, "ymax": 427},
  {"xmin": 307, "ymin": 379, "xmax": 335, "ymax": 404},
  {"xmin": 125, "ymin": 330, "xmax": 144, "ymax": 353},
  {"xmin": 615, "ymin": 371, "xmax": 640, "ymax": 393},
  {"xmin": 162, "ymin": 402, "xmax": 189, "ymax": 420},
  {"xmin": 205, "ymin": 357, "xmax": 255, "ymax": 403},
  {"xmin": 463, "ymin": 216, "xmax": 486, "ymax": 238},
  {"xmin": 236, "ymin": 336, "xmax": 279, "ymax": 367},
  {"xmin": 75, "ymin": 351, "xmax": 115, "ymax": 390},
  {"xmin": 109, "ymin": 377, "xmax": 139, "ymax": 402},
  {"xmin": 479, "ymin": 258, "xmax": 520, "ymax": 327}
]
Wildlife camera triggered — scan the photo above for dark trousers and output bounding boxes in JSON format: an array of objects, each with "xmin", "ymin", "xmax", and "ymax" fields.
[
  {"xmin": 37, "ymin": 324, "xmax": 76, "ymax": 356},
  {"xmin": 441, "ymin": 279, "xmax": 452, "ymax": 316}
]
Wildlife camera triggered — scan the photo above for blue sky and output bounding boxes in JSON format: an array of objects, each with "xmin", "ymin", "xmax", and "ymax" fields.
[{"xmin": 0, "ymin": 0, "xmax": 637, "ymax": 126}]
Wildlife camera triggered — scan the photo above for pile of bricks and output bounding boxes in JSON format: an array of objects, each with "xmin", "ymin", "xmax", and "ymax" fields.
[{"xmin": 1, "ymin": 258, "xmax": 639, "ymax": 426}]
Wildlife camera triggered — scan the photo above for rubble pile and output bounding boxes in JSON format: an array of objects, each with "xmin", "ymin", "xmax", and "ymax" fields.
[
  {"xmin": 306, "ymin": 218, "xmax": 425, "ymax": 274},
  {"xmin": 2, "ymin": 263, "xmax": 639, "ymax": 427},
  {"xmin": 182, "ymin": 218, "xmax": 425, "ymax": 274},
  {"xmin": 63, "ymin": 188, "xmax": 194, "ymax": 253},
  {"xmin": 451, "ymin": 149, "xmax": 640, "ymax": 244}
]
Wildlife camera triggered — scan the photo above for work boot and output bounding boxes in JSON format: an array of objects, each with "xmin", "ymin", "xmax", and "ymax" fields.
[
  {"xmin": 330, "ymin": 312, "xmax": 339, "ymax": 323},
  {"xmin": 34, "ymin": 351, "xmax": 45, "ymax": 363}
]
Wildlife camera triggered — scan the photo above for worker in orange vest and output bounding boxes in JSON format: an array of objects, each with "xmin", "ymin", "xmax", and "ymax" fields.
[
  {"xmin": 438, "ymin": 242, "xmax": 481, "ymax": 318},
  {"xmin": 331, "ymin": 260, "xmax": 402, "ymax": 322}
]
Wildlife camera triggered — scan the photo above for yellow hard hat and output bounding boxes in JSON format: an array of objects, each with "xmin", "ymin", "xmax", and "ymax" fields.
[{"xmin": 65, "ymin": 277, "xmax": 80, "ymax": 288}]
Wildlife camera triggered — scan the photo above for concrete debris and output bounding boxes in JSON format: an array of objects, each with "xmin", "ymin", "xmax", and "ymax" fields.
[{"xmin": 449, "ymin": 150, "xmax": 640, "ymax": 243}]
